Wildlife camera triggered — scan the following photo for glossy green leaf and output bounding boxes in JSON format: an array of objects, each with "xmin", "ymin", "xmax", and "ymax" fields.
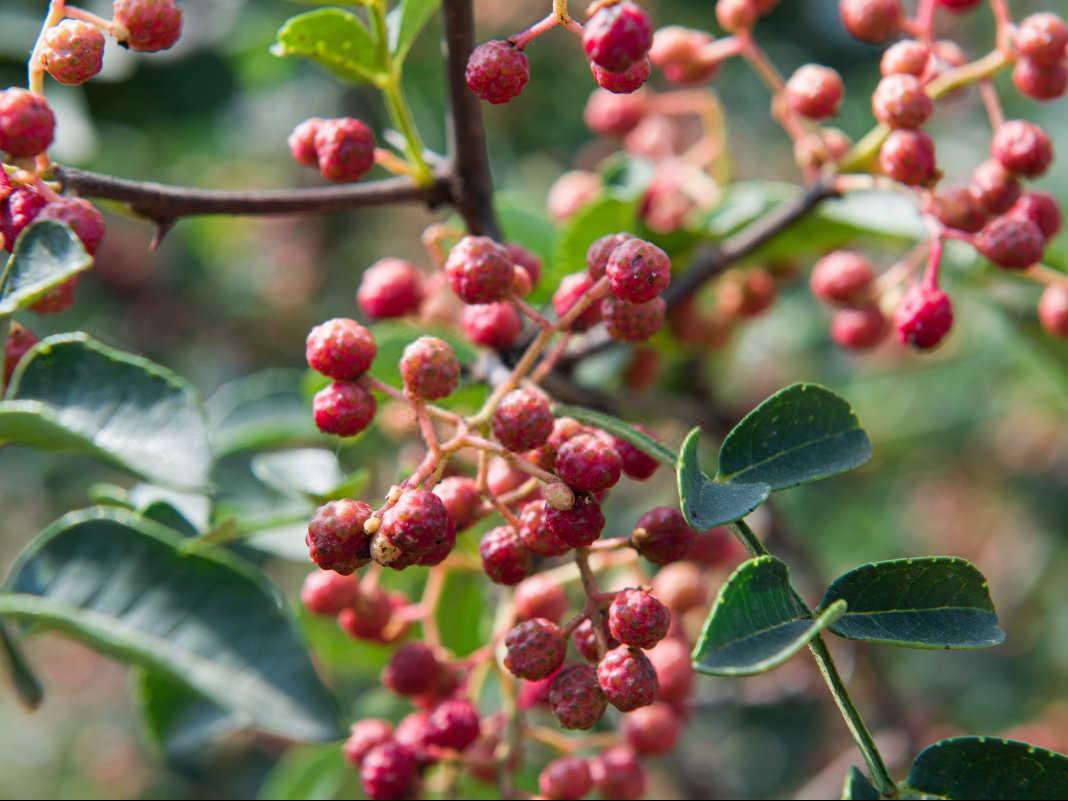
[
  {"xmin": 552, "ymin": 195, "xmax": 636, "ymax": 288},
  {"xmin": 0, "ymin": 221, "xmax": 93, "ymax": 315},
  {"xmin": 554, "ymin": 404, "xmax": 676, "ymax": 465},
  {"xmin": 841, "ymin": 766, "xmax": 881, "ymax": 800},
  {"xmin": 0, "ymin": 507, "xmax": 343, "ymax": 742},
  {"xmin": 693, "ymin": 556, "xmax": 846, "ymax": 676},
  {"xmin": 128, "ymin": 484, "xmax": 211, "ymax": 536},
  {"xmin": 258, "ymin": 743, "xmax": 352, "ymax": 801},
  {"xmin": 677, "ymin": 427, "xmax": 769, "ymax": 529},
  {"xmin": 251, "ymin": 449, "xmax": 346, "ymax": 498},
  {"xmin": 904, "ymin": 737, "xmax": 1068, "ymax": 800},
  {"xmin": 1, "ymin": 333, "xmax": 211, "ymax": 490},
  {"xmin": 388, "ymin": 0, "xmax": 440, "ymax": 62},
  {"xmin": 273, "ymin": 9, "xmax": 384, "ymax": 85},
  {"xmin": 718, "ymin": 383, "xmax": 871, "ymax": 490},
  {"xmin": 207, "ymin": 369, "xmax": 320, "ymax": 455},
  {"xmin": 135, "ymin": 669, "xmax": 242, "ymax": 762},
  {"xmin": 821, "ymin": 557, "xmax": 1005, "ymax": 649}
]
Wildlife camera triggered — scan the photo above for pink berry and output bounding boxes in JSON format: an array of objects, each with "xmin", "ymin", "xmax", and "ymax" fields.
[
  {"xmin": 1038, "ymin": 285, "xmax": 1068, "ymax": 338},
  {"xmin": 3, "ymin": 322, "xmax": 38, "ymax": 384},
  {"xmin": 553, "ymin": 272, "xmax": 603, "ymax": 332},
  {"xmin": 631, "ymin": 506, "xmax": 696, "ymax": 565},
  {"xmin": 609, "ymin": 588, "xmax": 671, "ymax": 649},
  {"xmin": 550, "ymin": 663, "xmax": 608, "ymax": 730},
  {"xmin": 1015, "ymin": 13, "xmax": 1068, "ymax": 67},
  {"xmin": 357, "ymin": 258, "xmax": 424, "ymax": 320},
  {"xmin": 547, "ymin": 171, "xmax": 601, "ymax": 222},
  {"xmin": 29, "ymin": 276, "xmax": 79, "ymax": 315},
  {"xmin": 649, "ymin": 26, "xmax": 719, "ymax": 85},
  {"xmin": 461, "ymin": 302, "xmax": 522, "ymax": 350},
  {"xmin": 831, "ymin": 305, "xmax": 889, "ymax": 350},
  {"xmin": 716, "ymin": 0, "xmax": 758, "ymax": 32},
  {"xmin": 591, "ymin": 746, "xmax": 647, "ymax": 800},
  {"xmin": 0, "ymin": 89, "xmax": 54, "ymax": 158},
  {"xmin": 591, "ymin": 58, "xmax": 652, "ymax": 94},
  {"xmin": 651, "ymin": 561, "xmax": 708, "ymax": 613},
  {"xmin": 881, "ymin": 40, "xmax": 931, "ymax": 77},
  {"xmin": 360, "ymin": 742, "xmax": 419, "ymax": 801},
  {"xmin": 313, "ymin": 381, "xmax": 376, "ymax": 437},
  {"xmin": 445, "ymin": 236, "xmax": 514, "ymax": 304},
  {"xmin": 573, "ymin": 617, "xmax": 620, "ymax": 662},
  {"xmin": 597, "ymin": 645, "xmax": 658, "ymax": 711},
  {"xmin": 514, "ymin": 574, "xmax": 570, "ymax": 622},
  {"xmin": 612, "ymin": 429, "xmax": 660, "ymax": 480},
  {"xmin": 545, "ymin": 492, "xmax": 605, "ymax": 548},
  {"xmin": 506, "ymin": 243, "xmax": 542, "ymax": 288},
  {"xmin": 113, "ymin": 0, "xmax": 183, "ymax": 52},
  {"xmin": 1013, "ymin": 58, "xmax": 1067, "ymax": 102},
  {"xmin": 376, "ymin": 489, "xmax": 455, "ymax": 569},
  {"xmin": 585, "ymin": 89, "xmax": 647, "ymax": 136},
  {"xmin": 487, "ymin": 456, "xmax": 527, "ymax": 497},
  {"xmin": 383, "ymin": 642, "xmax": 440, "ymax": 696},
  {"xmin": 314, "ymin": 118, "xmax": 376, "ymax": 183},
  {"xmin": 337, "ymin": 586, "xmax": 394, "ymax": 642},
  {"xmin": 931, "ymin": 186, "xmax": 988, "ymax": 233},
  {"xmin": 41, "ymin": 20, "xmax": 105, "ymax": 85},
  {"xmin": 343, "ymin": 719, "xmax": 394, "ymax": 766},
  {"xmin": 603, "ymin": 296, "xmax": 666, "ymax": 342},
  {"xmin": 872, "ymin": 74, "xmax": 933, "ymax": 129},
  {"xmin": 879, "ymin": 129, "xmax": 937, "ymax": 186},
  {"xmin": 606, "ymin": 238, "xmax": 671, "ymax": 303},
  {"xmin": 306, "ymin": 318, "xmax": 376, "ymax": 380},
  {"xmin": 556, "ymin": 433, "xmax": 622, "ymax": 494},
  {"xmin": 810, "ymin": 250, "xmax": 876, "ymax": 306},
  {"xmin": 424, "ymin": 698, "xmax": 481, "ymax": 751},
  {"xmin": 622, "ymin": 701, "xmax": 682, "ymax": 755},
  {"xmin": 648, "ymin": 638, "xmax": 694, "ymax": 704},
  {"xmin": 938, "ymin": 0, "xmax": 981, "ymax": 11},
  {"xmin": 992, "ymin": 120, "xmax": 1054, "ymax": 178},
  {"xmin": 540, "ymin": 756, "xmax": 594, "ymax": 801},
  {"xmin": 432, "ymin": 476, "xmax": 482, "ymax": 533},
  {"xmin": 839, "ymin": 0, "xmax": 902, "ymax": 43},
  {"xmin": 288, "ymin": 118, "xmax": 323, "ymax": 167},
  {"xmin": 306, "ymin": 499, "xmax": 373, "ymax": 574},
  {"xmin": 975, "ymin": 216, "xmax": 1046, "ymax": 270},
  {"xmin": 794, "ymin": 127, "xmax": 853, "ymax": 172},
  {"xmin": 970, "ymin": 159, "xmax": 1021, "ymax": 215},
  {"xmin": 583, "ymin": 2, "xmax": 654, "ymax": 73},
  {"xmin": 480, "ymin": 526, "xmax": 532, "ymax": 585},
  {"xmin": 300, "ymin": 569, "xmax": 358, "ymax": 615},
  {"xmin": 36, "ymin": 197, "xmax": 105, "ymax": 254},
  {"xmin": 518, "ymin": 500, "xmax": 572, "ymax": 557},
  {"xmin": 505, "ymin": 618, "xmax": 567, "ymax": 680},
  {"xmin": 466, "ymin": 40, "xmax": 530, "ymax": 105},
  {"xmin": 587, "ymin": 233, "xmax": 634, "ymax": 279},
  {"xmin": 1011, "ymin": 192, "xmax": 1062, "ymax": 241},
  {"xmin": 785, "ymin": 64, "xmax": 845, "ymax": 120},
  {"xmin": 399, "ymin": 336, "xmax": 460, "ymax": 400},
  {"xmin": 894, "ymin": 284, "xmax": 954, "ymax": 349},
  {"xmin": 492, "ymin": 389, "xmax": 553, "ymax": 452},
  {"xmin": 393, "ymin": 711, "xmax": 434, "ymax": 763}
]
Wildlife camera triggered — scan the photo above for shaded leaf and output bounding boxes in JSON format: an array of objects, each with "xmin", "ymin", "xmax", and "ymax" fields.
[
  {"xmin": 841, "ymin": 766, "xmax": 881, "ymax": 800},
  {"xmin": 554, "ymin": 404, "xmax": 676, "ymax": 465},
  {"xmin": 273, "ymin": 9, "xmax": 384, "ymax": 85},
  {"xmin": 905, "ymin": 737, "xmax": 1068, "ymax": 800},
  {"xmin": 251, "ymin": 449, "xmax": 346, "ymax": 498},
  {"xmin": 207, "ymin": 369, "xmax": 320, "ymax": 456},
  {"xmin": 258, "ymin": 743, "xmax": 351, "ymax": 801},
  {"xmin": 436, "ymin": 568, "xmax": 487, "ymax": 657},
  {"xmin": 0, "ymin": 221, "xmax": 93, "ymax": 315},
  {"xmin": 136, "ymin": 669, "xmax": 242, "ymax": 763},
  {"xmin": 677, "ymin": 427, "xmax": 769, "ymax": 529},
  {"xmin": 388, "ymin": 0, "xmax": 440, "ymax": 62}
]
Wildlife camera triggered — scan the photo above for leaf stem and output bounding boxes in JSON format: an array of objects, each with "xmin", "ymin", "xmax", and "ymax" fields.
[
  {"xmin": 730, "ymin": 519, "xmax": 769, "ymax": 558},
  {"xmin": 0, "ymin": 620, "xmax": 44, "ymax": 709}
]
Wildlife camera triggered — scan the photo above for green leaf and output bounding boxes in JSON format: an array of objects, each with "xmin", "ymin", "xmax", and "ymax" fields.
[
  {"xmin": 552, "ymin": 195, "xmax": 636, "ymax": 290},
  {"xmin": 128, "ymin": 484, "xmax": 211, "ymax": 535},
  {"xmin": 258, "ymin": 743, "xmax": 352, "ymax": 801},
  {"xmin": 0, "ymin": 221, "xmax": 93, "ymax": 315},
  {"xmin": 677, "ymin": 427, "xmax": 769, "ymax": 529},
  {"xmin": 820, "ymin": 557, "xmax": 1005, "ymax": 650},
  {"xmin": 388, "ymin": 0, "xmax": 440, "ymax": 62},
  {"xmin": 272, "ymin": 9, "xmax": 384, "ymax": 85},
  {"xmin": 1, "ymin": 333, "xmax": 211, "ymax": 490},
  {"xmin": 554, "ymin": 404, "xmax": 676, "ymax": 465},
  {"xmin": 0, "ymin": 507, "xmax": 343, "ymax": 742},
  {"xmin": 841, "ymin": 766, "xmax": 881, "ymax": 800},
  {"xmin": 717, "ymin": 383, "xmax": 872, "ymax": 490},
  {"xmin": 135, "ymin": 669, "xmax": 242, "ymax": 762},
  {"xmin": 905, "ymin": 737, "xmax": 1068, "ymax": 800},
  {"xmin": 207, "ymin": 369, "xmax": 320, "ymax": 456},
  {"xmin": 251, "ymin": 448, "xmax": 346, "ymax": 498},
  {"xmin": 693, "ymin": 556, "xmax": 846, "ymax": 676},
  {"xmin": 436, "ymin": 568, "xmax": 488, "ymax": 657}
]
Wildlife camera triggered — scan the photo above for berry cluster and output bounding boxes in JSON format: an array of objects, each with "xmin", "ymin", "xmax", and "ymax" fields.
[{"xmin": 288, "ymin": 117, "xmax": 377, "ymax": 183}]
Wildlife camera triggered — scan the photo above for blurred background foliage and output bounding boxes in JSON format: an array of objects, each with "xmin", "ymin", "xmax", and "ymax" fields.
[{"xmin": 1, "ymin": 0, "xmax": 1066, "ymax": 799}]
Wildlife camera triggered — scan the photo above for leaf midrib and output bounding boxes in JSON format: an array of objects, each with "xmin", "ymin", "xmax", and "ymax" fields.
[{"xmin": 720, "ymin": 427, "xmax": 860, "ymax": 484}]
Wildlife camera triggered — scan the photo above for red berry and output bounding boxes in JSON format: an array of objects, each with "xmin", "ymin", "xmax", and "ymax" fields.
[
  {"xmin": 383, "ymin": 642, "xmax": 441, "ymax": 696},
  {"xmin": 461, "ymin": 302, "xmax": 522, "ymax": 350},
  {"xmin": 514, "ymin": 574, "xmax": 570, "ymax": 623},
  {"xmin": 931, "ymin": 186, "xmax": 988, "ymax": 233},
  {"xmin": 1038, "ymin": 285, "xmax": 1068, "ymax": 338},
  {"xmin": 41, "ymin": 20, "xmax": 105, "ymax": 85},
  {"xmin": 649, "ymin": 26, "xmax": 719, "ymax": 85},
  {"xmin": 545, "ymin": 492, "xmax": 605, "ymax": 547},
  {"xmin": 0, "ymin": 89, "xmax": 55, "ymax": 158},
  {"xmin": 466, "ymin": 40, "xmax": 530, "ymax": 105},
  {"xmin": 547, "ymin": 171, "xmax": 601, "ymax": 222},
  {"xmin": 609, "ymin": 588, "xmax": 671, "ymax": 649},
  {"xmin": 315, "ymin": 118, "xmax": 376, "ymax": 183},
  {"xmin": 540, "ymin": 756, "xmax": 594, "ymax": 801},
  {"xmin": 591, "ymin": 746, "xmax": 647, "ymax": 800},
  {"xmin": 393, "ymin": 711, "xmax": 434, "ymax": 763},
  {"xmin": 785, "ymin": 64, "xmax": 844, "ymax": 120},
  {"xmin": 360, "ymin": 742, "xmax": 420, "ymax": 801},
  {"xmin": 343, "ymin": 719, "xmax": 394, "ymax": 766},
  {"xmin": 3, "ymin": 322, "xmax": 38, "ymax": 384},
  {"xmin": 424, "ymin": 698, "xmax": 481, "ymax": 751},
  {"xmin": 839, "ymin": 0, "xmax": 902, "ymax": 43},
  {"xmin": 603, "ymin": 296, "xmax": 666, "ymax": 342},
  {"xmin": 288, "ymin": 118, "xmax": 323, "ymax": 167},
  {"xmin": 376, "ymin": 489, "xmax": 455, "ymax": 569},
  {"xmin": 505, "ymin": 618, "xmax": 567, "ymax": 680},
  {"xmin": 631, "ymin": 506, "xmax": 696, "ymax": 565},
  {"xmin": 337, "ymin": 586, "xmax": 394, "ymax": 641},
  {"xmin": 651, "ymin": 561, "xmax": 708, "ymax": 613},
  {"xmin": 583, "ymin": 2, "xmax": 654, "ymax": 73},
  {"xmin": 975, "ymin": 216, "xmax": 1046, "ymax": 270},
  {"xmin": 716, "ymin": 0, "xmax": 758, "ymax": 32},
  {"xmin": 518, "ymin": 500, "xmax": 572, "ymax": 557},
  {"xmin": 36, "ymin": 197, "xmax": 105, "ymax": 254},
  {"xmin": 585, "ymin": 90, "xmax": 647, "ymax": 136},
  {"xmin": 597, "ymin": 645, "xmax": 658, "ymax": 711},
  {"xmin": 591, "ymin": 58, "xmax": 652, "ymax": 94},
  {"xmin": 622, "ymin": 701, "xmax": 682, "ymax": 755},
  {"xmin": 306, "ymin": 318, "xmax": 376, "ymax": 380},
  {"xmin": 480, "ymin": 525, "xmax": 532, "ymax": 585},
  {"xmin": 573, "ymin": 617, "xmax": 620, "ymax": 662},
  {"xmin": 550, "ymin": 663, "xmax": 607, "ymax": 729},
  {"xmin": 1011, "ymin": 192, "xmax": 1062, "ymax": 241},
  {"xmin": 492, "ymin": 389, "xmax": 553, "ymax": 452},
  {"xmin": 29, "ymin": 276, "xmax": 79, "ymax": 315},
  {"xmin": 113, "ymin": 0, "xmax": 183, "ymax": 52},
  {"xmin": 648, "ymin": 638, "xmax": 694, "ymax": 704},
  {"xmin": 612, "ymin": 429, "xmax": 660, "ymax": 480},
  {"xmin": 937, "ymin": 0, "xmax": 981, "ymax": 11},
  {"xmin": 556, "ymin": 433, "xmax": 622, "ymax": 494},
  {"xmin": 971, "ymin": 159, "xmax": 1021, "ymax": 215},
  {"xmin": 587, "ymin": 233, "xmax": 634, "ymax": 279},
  {"xmin": 606, "ymin": 238, "xmax": 671, "ymax": 303},
  {"xmin": 879, "ymin": 129, "xmax": 937, "ymax": 186},
  {"xmin": 357, "ymin": 258, "xmax": 424, "ymax": 319},
  {"xmin": 487, "ymin": 456, "xmax": 527, "ymax": 496},
  {"xmin": 1, "ymin": 186, "xmax": 46, "ymax": 253},
  {"xmin": 881, "ymin": 40, "xmax": 931, "ymax": 77},
  {"xmin": 445, "ymin": 236, "xmax": 514, "ymax": 304},
  {"xmin": 872, "ymin": 74, "xmax": 933, "ymax": 129},
  {"xmin": 301, "ymin": 569, "xmax": 359, "ymax": 615},
  {"xmin": 992, "ymin": 120, "xmax": 1054, "ymax": 178},
  {"xmin": 553, "ymin": 272, "xmax": 603, "ymax": 332},
  {"xmin": 399, "ymin": 336, "xmax": 460, "ymax": 400},
  {"xmin": 507, "ymin": 242, "xmax": 542, "ymax": 288},
  {"xmin": 794, "ymin": 127, "xmax": 853, "ymax": 172},
  {"xmin": 894, "ymin": 283, "xmax": 954, "ymax": 349},
  {"xmin": 810, "ymin": 250, "xmax": 875, "ymax": 306},
  {"xmin": 831, "ymin": 305, "xmax": 889, "ymax": 350},
  {"xmin": 306, "ymin": 499, "xmax": 373, "ymax": 574},
  {"xmin": 1015, "ymin": 13, "xmax": 1068, "ymax": 67},
  {"xmin": 313, "ymin": 381, "xmax": 376, "ymax": 437},
  {"xmin": 432, "ymin": 476, "xmax": 482, "ymax": 532}
]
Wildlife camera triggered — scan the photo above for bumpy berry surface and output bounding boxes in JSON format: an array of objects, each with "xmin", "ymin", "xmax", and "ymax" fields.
[
  {"xmin": 301, "ymin": 569, "xmax": 359, "ymax": 615},
  {"xmin": 1015, "ymin": 13, "xmax": 1068, "ymax": 66},
  {"xmin": 612, "ymin": 429, "xmax": 659, "ymax": 480},
  {"xmin": 651, "ymin": 561, "xmax": 708, "ymax": 613},
  {"xmin": 518, "ymin": 499, "xmax": 572, "ymax": 556},
  {"xmin": 539, "ymin": 756, "xmax": 594, "ymax": 801},
  {"xmin": 894, "ymin": 284, "xmax": 954, "ymax": 350},
  {"xmin": 288, "ymin": 118, "xmax": 322, "ymax": 167},
  {"xmin": 504, "ymin": 618, "xmax": 567, "ymax": 680},
  {"xmin": 343, "ymin": 719, "xmax": 394, "ymax": 766},
  {"xmin": 1011, "ymin": 192, "xmax": 1062, "ymax": 241},
  {"xmin": 492, "ymin": 389, "xmax": 553, "ymax": 452},
  {"xmin": 424, "ymin": 698, "xmax": 481, "ymax": 751},
  {"xmin": 313, "ymin": 381, "xmax": 376, "ymax": 437},
  {"xmin": 831, "ymin": 305, "xmax": 889, "ymax": 350},
  {"xmin": 480, "ymin": 525, "xmax": 532, "ymax": 585},
  {"xmin": 970, "ymin": 159, "xmax": 1021, "ymax": 215},
  {"xmin": 622, "ymin": 701, "xmax": 682, "ymax": 755},
  {"xmin": 337, "ymin": 586, "xmax": 395, "ymax": 641},
  {"xmin": 306, "ymin": 318, "xmax": 376, "ymax": 380},
  {"xmin": 315, "ymin": 118, "xmax": 376, "ymax": 183},
  {"xmin": 608, "ymin": 588, "xmax": 671, "ymax": 649},
  {"xmin": 872, "ymin": 74, "xmax": 933, "ymax": 129},
  {"xmin": 466, "ymin": 40, "xmax": 530, "ymax": 105},
  {"xmin": 553, "ymin": 272, "xmax": 603, "ymax": 332},
  {"xmin": 785, "ymin": 64, "xmax": 844, "ymax": 120},
  {"xmin": 0, "ymin": 89, "xmax": 55, "ymax": 158},
  {"xmin": 445, "ymin": 235, "xmax": 514, "ymax": 304},
  {"xmin": 3, "ymin": 322, "xmax": 38, "ymax": 384},
  {"xmin": 839, "ymin": 0, "xmax": 902, "ymax": 43},
  {"xmin": 37, "ymin": 197, "xmax": 106, "ymax": 255},
  {"xmin": 393, "ymin": 711, "xmax": 434, "ymax": 762},
  {"xmin": 585, "ymin": 90, "xmax": 646, "ymax": 137},
  {"xmin": 992, "ymin": 120, "xmax": 1054, "ymax": 178},
  {"xmin": 545, "ymin": 492, "xmax": 605, "ymax": 547},
  {"xmin": 306, "ymin": 499, "xmax": 373, "ymax": 574},
  {"xmin": 383, "ymin": 642, "xmax": 440, "ymax": 696},
  {"xmin": 399, "ymin": 336, "xmax": 460, "ymax": 400},
  {"xmin": 881, "ymin": 40, "xmax": 930, "ymax": 77},
  {"xmin": 377, "ymin": 489, "xmax": 455, "ymax": 569},
  {"xmin": 1, "ymin": 187, "xmax": 46, "ymax": 253},
  {"xmin": 591, "ymin": 58, "xmax": 652, "ymax": 94},
  {"xmin": 460, "ymin": 302, "xmax": 522, "ymax": 350},
  {"xmin": 583, "ymin": 2, "xmax": 654, "ymax": 73},
  {"xmin": 555, "ymin": 433, "xmax": 622, "ymax": 494},
  {"xmin": 41, "ymin": 20, "xmax": 105, "ymax": 85},
  {"xmin": 432, "ymin": 476, "xmax": 482, "ymax": 532},
  {"xmin": 587, "ymin": 232, "xmax": 634, "ymax": 280},
  {"xmin": 591, "ymin": 746, "xmax": 647, "ymax": 800},
  {"xmin": 1013, "ymin": 58, "xmax": 1067, "ymax": 102},
  {"xmin": 931, "ymin": 186, "xmax": 988, "ymax": 233},
  {"xmin": 648, "ymin": 637, "xmax": 694, "ymax": 704},
  {"xmin": 606, "ymin": 238, "xmax": 671, "ymax": 303},
  {"xmin": 514, "ymin": 574, "xmax": 570, "ymax": 622},
  {"xmin": 598, "ymin": 645, "xmax": 658, "ymax": 711},
  {"xmin": 357, "ymin": 258, "xmax": 424, "ymax": 319},
  {"xmin": 113, "ymin": 0, "xmax": 184, "ymax": 52},
  {"xmin": 879, "ymin": 128, "xmax": 937, "ymax": 186},
  {"xmin": 1038, "ymin": 285, "xmax": 1068, "ymax": 339},
  {"xmin": 360, "ymin": 742, "xmax": 419, "ymax": 801},
  {"xmin": 810, "ymin": 250, "xmax": 875, "ymax": 306},
  {"xmin": 603, "ymin": 296, "xmax": 666, "ymax": 342},
  {"xmin": 549, "ymin": 663, "xmax": 608, "ymax": 730},
  {"xmin": 631, "ymin": 506, "xmax": 696, "ymax": 565},
  {"xmin": 976, "ymin": 216, "xmax": 1046, "ymax": 271}
]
